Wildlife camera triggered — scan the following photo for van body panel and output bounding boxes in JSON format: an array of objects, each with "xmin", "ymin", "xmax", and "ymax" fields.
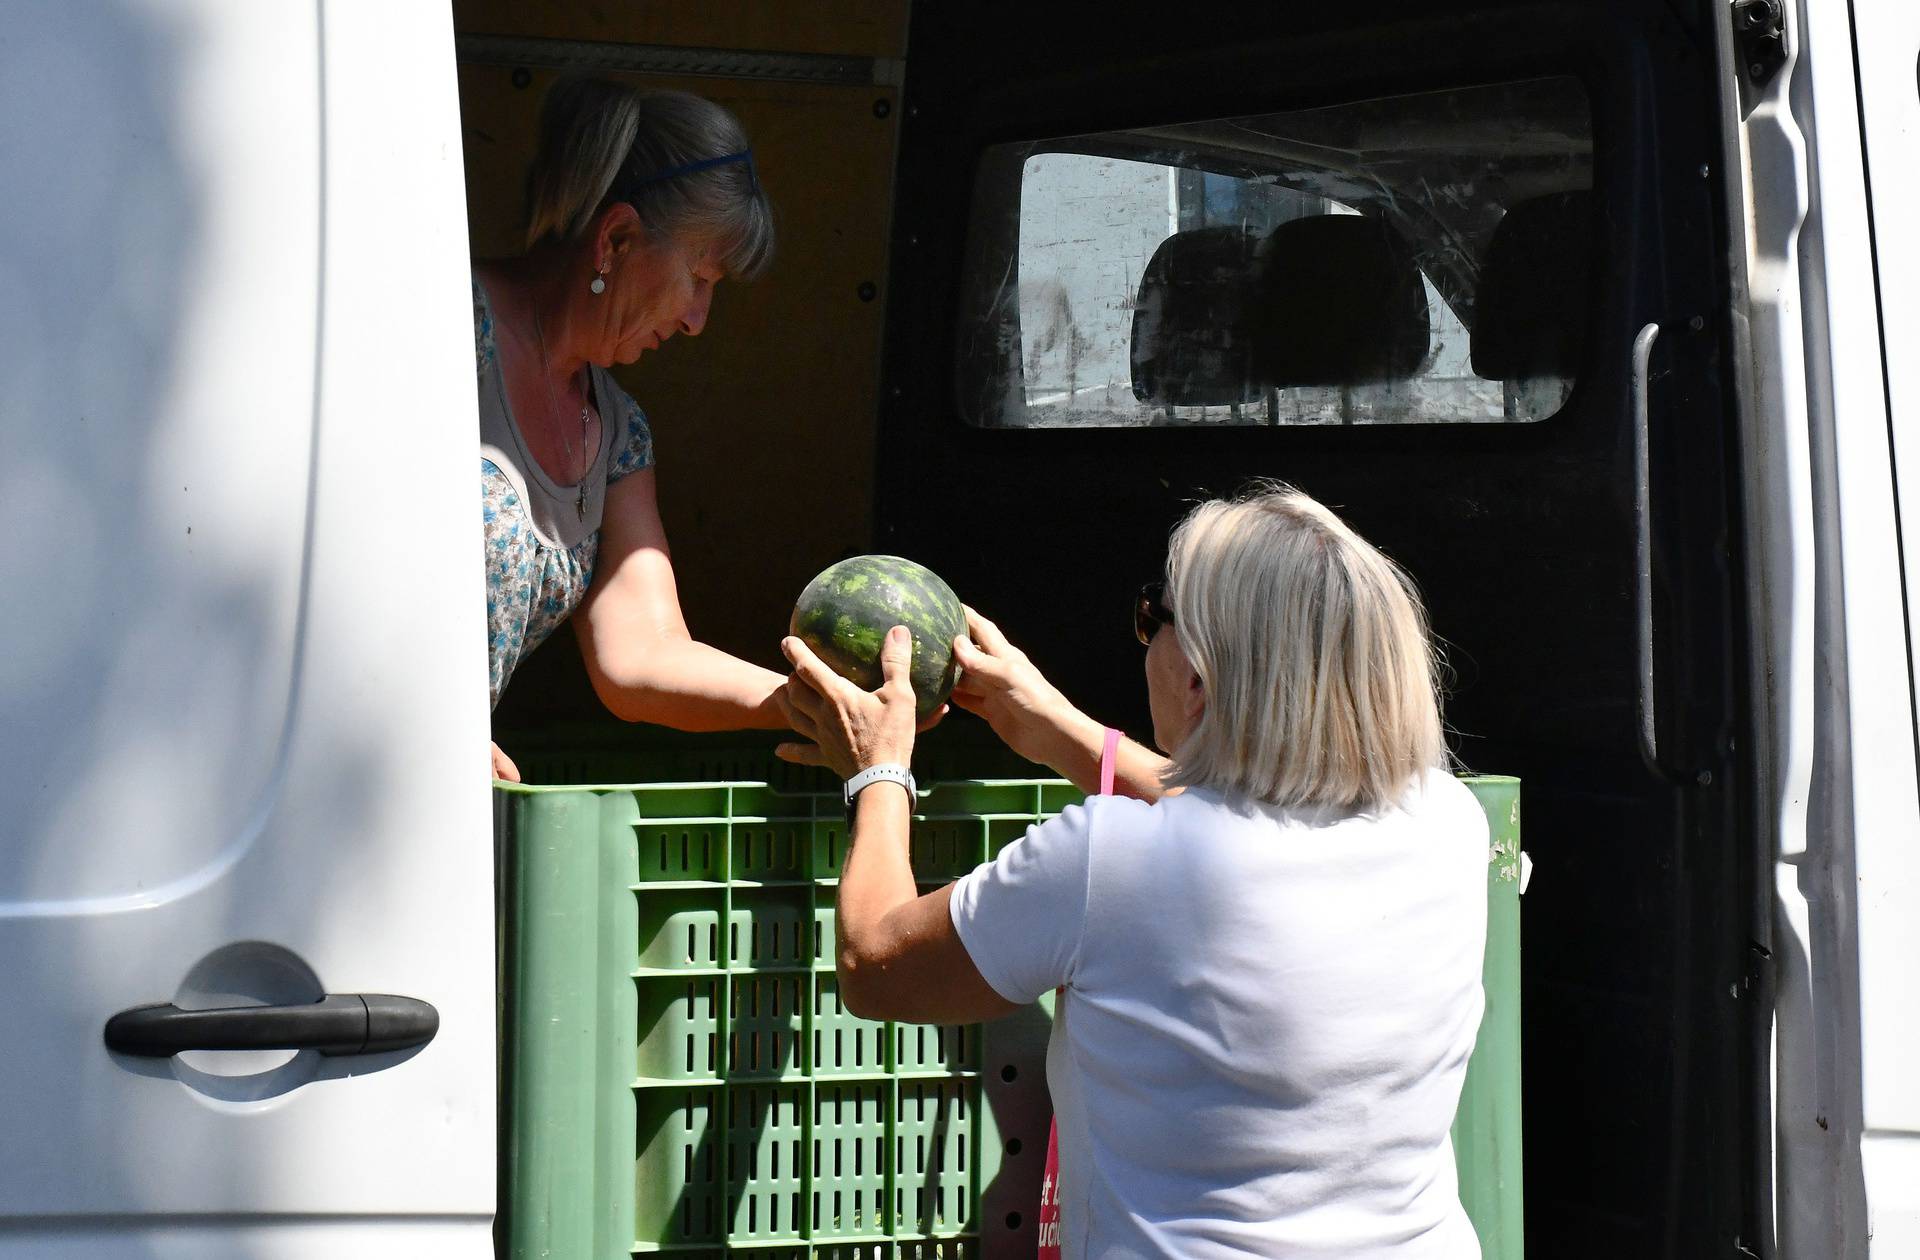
[
  {"xmin": 1730, "ymin": 5, "xmax": 1852, "ymax": 1256},
  {"xmin": 1831, "ymin": 0, "xmax": 1920, "ymax": 1253},
  {"xmin": 0, "ymin": 1221, "xmax": 495, "ymax": 1260},
  {"xmin": 1799, "ymin": 0, "xmax": 1920, "ymax": 1136},
  {"xmin": 0, "ymin": 1, "xmax": 493, "ymax": 1248},
  {"xmin": 1852, "ymin": 1, "xmax": 1920, "ymax": 704},
  {"xmin": 0, "ymin": 0, "xmax": 315, "ymax": 911},
  {"xmin": 1750, "ymin": 0, "xmax": 1920, "ymax": 1254}
]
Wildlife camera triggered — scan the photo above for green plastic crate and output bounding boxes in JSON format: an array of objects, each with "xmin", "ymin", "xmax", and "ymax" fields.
[
  {"xmin": 497, "ymin": 773, "xmax": 1520, "ymax": 1259},
  {"xmin": 501, "ymin": 723, "xmax": 1049, "ymax": 793},
  {"xmin": 498, "ymin": 780, "xmax": 1074, "ymax": 1259},
  {"xmin": 1452, "ymin": 775, "xmax": 1524, "ymax": 1260}
]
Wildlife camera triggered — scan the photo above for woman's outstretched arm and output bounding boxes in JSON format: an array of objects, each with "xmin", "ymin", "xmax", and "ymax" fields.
[
  {"xmin": 573, "ymin": 467, "xmax": 788, "ymax": 730},
  {"xmin": 778, "ymin": 627, "xmax": 1018, "ymax": 1024},
  {"xmin": 950, "ymin": 607, "xmax": 1171, "ymax": 800}
]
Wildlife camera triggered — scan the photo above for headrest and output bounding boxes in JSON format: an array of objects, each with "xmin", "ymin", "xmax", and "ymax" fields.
[
  {"xmin": 1129, "ymin": 226, "xmax": 1264, "ymax": 406},
  {"xmin": 1247, "ymin": 215, "xmax": 1432, "ymax": 386},
  {"xmin": 1470, "ymin": 191, "xmax": 1592, "ymax": 380}
]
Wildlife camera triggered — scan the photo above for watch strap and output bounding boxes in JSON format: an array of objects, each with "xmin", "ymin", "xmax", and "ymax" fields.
[{"xmin": 843, "ymin": 762, "xmax": 915, "ymax": 808}]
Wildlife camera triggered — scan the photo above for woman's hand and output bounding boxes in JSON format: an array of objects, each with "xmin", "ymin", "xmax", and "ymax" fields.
[
  {"xmin": 952, "ymin": 606, "xmax": 1172, "ymax": 799},
  {"xmin": 491, "ymin": 740, "xmax": 522, "ymax": 783},
  {"xmin": 776, "ymin": 625, "xmax": 918, "ymax": 779},
  {"xmin": 949, "ymin": 606, "xmax": 1081, "ymax": 766}
]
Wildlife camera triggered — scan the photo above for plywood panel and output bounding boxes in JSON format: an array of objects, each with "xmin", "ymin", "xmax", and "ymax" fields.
[
  {"xmin": 460, "ymin": 63, "xmax": 898, "ymax": 698},
  {"xmin": 452, "ymin": 1, "xmax": 911, "ymax": 60}
]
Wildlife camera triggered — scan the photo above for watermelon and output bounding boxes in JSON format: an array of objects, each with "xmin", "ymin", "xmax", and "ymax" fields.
[{"xmin": 789, "ymin": 555, "xmax": 967, "ymax": 718}]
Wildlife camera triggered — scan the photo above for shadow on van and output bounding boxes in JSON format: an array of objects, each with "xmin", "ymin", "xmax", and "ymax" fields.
[{"xmin": 0, "ymin": 2, "xmax": 443, "ymax": 1245}]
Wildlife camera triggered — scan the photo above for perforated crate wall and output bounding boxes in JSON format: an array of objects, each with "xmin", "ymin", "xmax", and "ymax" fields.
[
  {"xmin": 499, "ymin": 780, "xmax": 1077, "ymax": 1259},
  {"xmin": 500, "ymin": 775, "xmax": 1524, "ymax": 1260}
]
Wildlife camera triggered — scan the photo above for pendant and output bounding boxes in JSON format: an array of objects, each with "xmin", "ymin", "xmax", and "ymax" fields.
[{"xmin": 577, "ymin": 402, "xmax": 592, "ymax": 520}]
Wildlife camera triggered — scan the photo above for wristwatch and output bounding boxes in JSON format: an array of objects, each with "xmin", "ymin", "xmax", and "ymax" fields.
[{"xmin": 843, "ymin": 763, "xmax": 915, "ymax": 809}]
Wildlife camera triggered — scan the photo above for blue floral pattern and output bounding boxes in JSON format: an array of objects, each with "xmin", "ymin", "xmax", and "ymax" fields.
[{"xmin": 476, "ymin": 280, "xmax": 654, "ymax": 708}]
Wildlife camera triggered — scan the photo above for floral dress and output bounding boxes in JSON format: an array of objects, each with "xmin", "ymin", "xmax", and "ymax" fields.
[{"xmin": 475, "ymin": 278, "xmax": 654, "ymax": 708}]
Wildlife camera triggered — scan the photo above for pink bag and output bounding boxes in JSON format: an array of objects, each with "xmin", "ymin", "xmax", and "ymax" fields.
[
  {"xmin": 1038, "ymin": 728, "xmax": 1119, "ymax": 1257},
  {"xmin": 1036, "ymin": 1120, "xmax": 1062, "ymax": 1256}
]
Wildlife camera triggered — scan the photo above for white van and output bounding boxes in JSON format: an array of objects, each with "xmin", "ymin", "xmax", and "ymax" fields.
[{"xmin": 1, "ymin": 2, "xmax": 1915, "ymax": 1257}]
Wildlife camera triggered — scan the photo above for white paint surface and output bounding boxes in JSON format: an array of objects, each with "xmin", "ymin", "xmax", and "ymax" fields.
[
  {"xmin": 1752, "ymin": 0, "xmax": 1920, "ymax": 1253},
  {"xmin": 1839, "ymin": 0, "xmax": 1920, "ymax": 1252},
  {"xmin": 0, "ymin": 2, "xmax": 493, "ymax": 1253}
]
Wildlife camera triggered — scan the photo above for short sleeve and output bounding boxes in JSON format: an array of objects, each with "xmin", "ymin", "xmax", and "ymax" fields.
[
  {"xmin": 607, "ymin": 389, "xmax": 655, "ymax": 483},
  {"xmin": 948, "ymin": 801, "xmax": 1094, "ymax": 1005}
]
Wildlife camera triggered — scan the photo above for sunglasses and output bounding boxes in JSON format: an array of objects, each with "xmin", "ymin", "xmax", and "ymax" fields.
[{"xmin": 1134, "ymin": 581, "xmax": 1175, "ymax": 646}]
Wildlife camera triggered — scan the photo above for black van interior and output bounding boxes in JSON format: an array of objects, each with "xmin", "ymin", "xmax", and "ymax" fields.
[{"xmin": 468, "ymin": 2, "xmax": 1766, "ymax": 1255}]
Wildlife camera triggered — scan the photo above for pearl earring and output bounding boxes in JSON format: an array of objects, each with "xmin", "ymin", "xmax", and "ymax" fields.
[{"xmin": 590, "ymin": 270, "xmax": 607, "ymax": 295}]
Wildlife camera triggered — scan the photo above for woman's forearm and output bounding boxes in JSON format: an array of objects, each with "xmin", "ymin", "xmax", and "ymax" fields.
[
  {"xmin": 1031, "ymin": 705, "xmax": 1172, "ymax": 801},
  {"xmin": 578, "ymin": 470, "xmax": 789, "ymax": 731},
  {"xmin": 580, "ymin": 630, "xmax": 788, "ymax": 730},
  {"xmin": 950, "ymin": 608, "xmax": 1171, "ymax": 800},
  {"xmin": 835, "ymin": 782, "xmax": 918, "ymax": 1013},
  {"xmin": 789, "ymin": 628, "xmax": 1024, "ymax": 1026}
]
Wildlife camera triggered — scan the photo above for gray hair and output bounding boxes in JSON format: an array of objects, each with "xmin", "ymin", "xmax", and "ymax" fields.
[
  {"xmin": 1160, "ymin": 484, "xmax": 1445, "ymax": 812},
  {"xmin": 524, "ymin": 80, "xmax": 774, "ymax": 280}
]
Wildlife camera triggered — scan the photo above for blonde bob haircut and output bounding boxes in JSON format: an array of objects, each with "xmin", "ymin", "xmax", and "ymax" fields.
[
  {"xmin": 1161, "ymin": 484, "xmax": 1444, "ymax": 813},
  {"xmin": 523, "ymin": 79, "xmax": 774, "ymax": 280}
]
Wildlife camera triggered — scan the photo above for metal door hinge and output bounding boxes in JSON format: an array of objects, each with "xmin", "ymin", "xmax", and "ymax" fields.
[{"xmin": 1732, "ymin": 0, "xmax": 1787, "ymax": 90}]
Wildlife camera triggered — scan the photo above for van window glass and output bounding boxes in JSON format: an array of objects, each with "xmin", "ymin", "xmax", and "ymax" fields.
[{"xmin": 956, "ymin": 77, "xmax": 1593, "ymax": 427}]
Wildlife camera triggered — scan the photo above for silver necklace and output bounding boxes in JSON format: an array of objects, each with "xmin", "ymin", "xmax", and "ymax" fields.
[{"xmin": 531, "ymin": 305, "xmax": 593, "ymax": 520}]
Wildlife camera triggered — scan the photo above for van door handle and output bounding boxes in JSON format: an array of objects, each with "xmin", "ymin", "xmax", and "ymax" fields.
[
  {"xmin": 1630, "ymin": 320, "xmax": 1686, "ymax": 782},
  {"xmin": 104, "ymin": 993, "xmax": 439, "ymax": 1058}
]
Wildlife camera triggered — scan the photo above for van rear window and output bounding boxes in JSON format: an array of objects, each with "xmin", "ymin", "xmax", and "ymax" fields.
[{"xmin": 955, "ymin": 77, "xmax": 1593, "ymax": 428}]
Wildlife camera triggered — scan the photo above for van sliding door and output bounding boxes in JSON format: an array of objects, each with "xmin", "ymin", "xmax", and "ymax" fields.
[{"xmin": 0, "ymin": 6, "xmax": 494, "ymax": 1254}]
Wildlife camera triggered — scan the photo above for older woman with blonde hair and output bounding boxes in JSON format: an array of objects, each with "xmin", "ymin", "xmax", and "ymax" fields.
[
  {"xmin": 476, "ymin": 80, "xmax": 785, "ymax": 779},
  {"xmin": 779, "ymin": 484, "xmax": 1490, "ymax": 1257}
]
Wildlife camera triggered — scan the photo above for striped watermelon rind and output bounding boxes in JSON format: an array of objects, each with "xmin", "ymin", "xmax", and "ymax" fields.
[{"xmin": 789, "ymin": 555, "xmax": 966, "ymax": 718}]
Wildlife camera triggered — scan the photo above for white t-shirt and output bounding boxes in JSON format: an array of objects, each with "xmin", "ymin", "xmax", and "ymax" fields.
[{"xmin": 949, "ymin": 769, "xmax": 1489, "ymax": 1259}]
